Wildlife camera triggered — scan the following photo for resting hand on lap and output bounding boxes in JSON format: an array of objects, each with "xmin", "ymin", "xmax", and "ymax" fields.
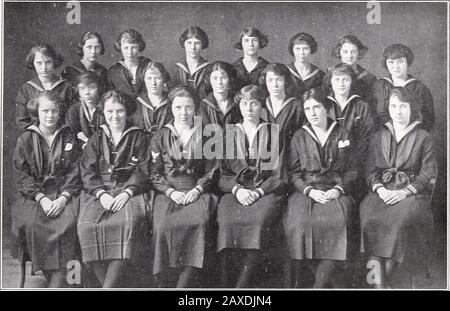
[
  {"xmin": 110, "ymin": 192, "xmax": 130, "ymax": 212},
  {"xmin": 183, "ymin": 188, "xmax": 200, "ymax": 205},
  {"xmin": 47, "ymin": 196, "xmax": 67, "ymax": 218},
  {"xmin": 40, "ymin": 197, "xmax": 54, "ymax": 216},
  {"xmin": 324, "ymin": 189, "xmax": 340, "ymax": 200},
  {"xmin": 170, "ymin": 191, "xmax": 186, "ymax": 205},
  {"xmin": 384, "ymin": 190, "xmax": 407, "ymax": 205},
  {"xmin": 236, "ymin": 188, "xmax": 258, "ymax": 206},
  {"xmin": 308, "ymin": 189, "xmax": 330, "ymax": 204},
  {"xmin": 99, "ymin": 193, "xmax": 115, "ymax": 211}
]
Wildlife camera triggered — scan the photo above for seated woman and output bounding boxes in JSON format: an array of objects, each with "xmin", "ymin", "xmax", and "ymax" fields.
[
  {"xmin": 78, "ymin": 89, "xmax": 151, "ymax": 288},
  {"xmin": 286, "ymin": 32, "xmax": 326, "ymax": 98},
  {"xmin": 134, "ymin": 61, "xmax": 172, "ymax": 135},
  {"xmin": 170, "ymin": 26, "xmax": 211, "ymax": 99},
  {"xmin": 16, "ymin": 43, "xmax": 73, "ymax": 130},
  {"xmin": 12, "ymin": 91, "xmax": 82, "ymax": 287},
  {"xmin": 232, "ymin": 27, "xmax": 269, "ymax": 89},
  {"xmin": 373, "ymin": 44, "xmax": 434, "ymax": 131},
  {"xmin": 66, "ymin": 71, "xmax": 105, "ymax": 148},
  {"xmin": 283, "ymin": 88, "xmax": 358, "ymax": 288},
  {"xmin": 61, "ymin": 31, "xmax": 109, "ymax": 95},
  {"xmin": 149, "ymin": 86, "xmax": 219, "ymax": 288},
  {"xmin": 107, "ymin": 29, "xmax": 151, "ymax": 98},
  {"xmin": 217, "ymin": 85, "xmax": 284, "ymax": 288},
  {"xmin": 360, "ymin": 87, "xmax": 437, "ymax": 289}
]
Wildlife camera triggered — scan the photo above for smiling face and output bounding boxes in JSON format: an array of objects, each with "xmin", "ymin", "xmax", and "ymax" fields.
[
  {"xmin": 331, "ymin": 72, "xmax": 352, "ymax": 97},
  {"xmin": 33, "ymin": 52, "xmax": 55, "ymax": 80},
  {"xmin": 241, "ymin": 35, "xmax": 260, "ymax": 57},
  {"xmin": 266, "ymin": 71, "xmax": 286, "ymax": 97},
  {"xmin": 184, "ymin": 37, "xmax": 203, "ymax": 59},
  {"xmin": 82, "ymin": 37, "xmax": 102, "ymax": 62},
  {"xmin": 210, "ymin": 69, "xmax": 230, "ymax": 94},
  {"xmin": 239, "ymin": 98, "xmax": 262, "ymax": 122},
  {"xmin": 386, "ymin": 57, "xmax": 408, "ymax": 79},
  {"xmin": 292, "ymin": 42, "xmax": 311, "ymax": 63},
  {"xmin": 104, "ymin": 98, "xmax": 127, "ymax": 131},
  {"xmin": 78, "ymin": 82, "xmax": 99, "ymax": 106},
  {"xmin": 303, "ymin": 98, "xmax": 327, "ymax": 127},
  {"xmin": 172, "ymin": 96, "xmax": 195, "ymax": 125},
  {"xmin": 389, "ymin": 96, "xmax": 411, "ymax": 126},
  {"xmin": 340, "ymin": 42, "xmax": 359, "ymax": 66},
  {"xmin": 144, "ymin": 68, "xmax": 165, "ymax": 96},
  {"xmin": 38, "ymin": 98, "xmax": 60, "ymax": 130},
  {"xmin": 120, "ymin": 39, "xmax": 140, "ymax": 62}
]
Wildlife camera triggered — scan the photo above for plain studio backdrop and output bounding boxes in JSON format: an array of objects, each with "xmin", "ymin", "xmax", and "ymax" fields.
[{"xmin": 2, "ymin": 1, "xmax": 447, "ymax": 264}]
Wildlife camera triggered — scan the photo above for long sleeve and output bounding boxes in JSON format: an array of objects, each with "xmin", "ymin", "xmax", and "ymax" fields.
[
  {"xmin": 289, "ymin": 133, "xmax": 312, "ymax": 195},
  {"xmin": 259, "ymin": 174, "xmax": 284, "ymax": 194},
  {"xmin": 418, "ymin": 84, "xmax": 435, "ymax": 131},
  {"xmin": 218, "ymin": 159, "xmax": 240, "ymax": 193},
  {"xmin": 365, "ymin": 135, "xmax": 383, "ymax": 190},
  {"xmin": 338, "ymin": 145, "xmax": 359, "ymax": 193},
  {"xmin": 353, "ymin": 100, "xmax": 376, "ymax": 169},
  {"xmin": 59, "ymin": 139, "xmax": 83, "ymax": 197},
  {"xmin": 65, "ymin": 104, "xmax": 82, "ymax": 134},
  {"xmin": 373, "ymin": 79, "xmax": 389, "ymax": 129},
  {"xmin": 79, "ymin": 134, "xmax": 107, "ymax": 197},
  {"xmin": 15, "ymin": 86, "xmax": 33, "ymax": 130},
  {"xmin": 13, "ymin": 135, "xmax": 42, "ymax": 198},
  {"xmin": 409, "ymin": 133, "xmax": 438, "ymax": 194},
  {"xmin": 196, "ymin": 158, "xmax": 220, "ymax": 192},
  {"xmin": 148, "ymin": 133, "xmax": 172, "ymax": 194}
]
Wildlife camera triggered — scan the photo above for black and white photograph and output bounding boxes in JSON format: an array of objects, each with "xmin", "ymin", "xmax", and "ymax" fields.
[{"xmin": 0, "ymin": 0, "xmax": 448, "ymax": 293}]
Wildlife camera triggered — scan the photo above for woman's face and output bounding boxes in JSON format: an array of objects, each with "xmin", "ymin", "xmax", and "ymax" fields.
[
  {"xmin": 293, "ymin": 42, "xmax": 311, "ymax": 63},
  {"xmin": 389, "ymin": 96, "xmax": 411, "ymax": 126},
  {"xmin": 33, "ymin": 52, "xmax": 55, "ymax": 79},
  {"xmin": 239, "ymin": 98, "xmax": 262, "ymax": 122},
  {"xmin": 241, "ymin": 35, "xmax": 260, "ymax": 56},
  {"xmin": 38, "ymin": 98, "xmax": 59, "ymax": 129},
  {"xmin": 78, "ymin": 82, "xmax": 100, "ymax": 106},
  {"xmin": 104, "ymin": 98, "xmax": 127, "ymax": 131},
  {"xmin": 210, "ymin": 69, "xmax": 230, "ymax": 94},
  {"xmin": 331, "ymin": 72, "xmax": 352, "ymax": 97},
  {"xmin": 172, "ymin": 96, "xmax": 195, "ymax": 125},
  {"xmin": 340, "ymin": 42, "xmax": 359, "ymax": 66},
  {"xmin": 144, "ymin": 68, "xmax": 165, "ymax": 96},
  {"xmin": 386, "ymin": 57, "xmax": 408, "ymax": 79},
  {"xmin": 120, "ymin": 39, "xmax": 140, "ymax": 62},
  {"xmin": 303, "ymin": 98, "xmax": 327, "ymax": 127},
  {"xmin": 266, "ymin": 71, "xmax": 286, "ymax": 97},
  {"xmin": 82, "ymin": 37, "xmax": 102, "ymax": 62},
  {"xmin": 184, "ymin": 37, "xmax": 203, "ymax": 59}
]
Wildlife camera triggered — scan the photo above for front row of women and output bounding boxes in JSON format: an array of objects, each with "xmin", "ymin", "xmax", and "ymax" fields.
[{"xmin": 13, "ymin": 83, "xmax": 437, "ymax": 288}]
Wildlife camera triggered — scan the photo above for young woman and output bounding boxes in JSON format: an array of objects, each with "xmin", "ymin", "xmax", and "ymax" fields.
[
  {"xmin": 199, "ymin": 61, "xmax": 240, "ymax": 127},
  {"xmin": 149, "ymin": 86, "xmax": 219, "ymax": 288},
  {"xmin": 170, "ymin": 26, "xmax": 211, "ymax": 99},
  {"xmin": 134, "ymin": 61, "xmax": 172, "ymax": 135},
  {"xmin": 77, "ymin": 89, "xmax": 152, "ymax": 288},
  {"xmin": 373, "ymin": 44, "xmax": 435, "ymax": 131},
  {"xmin": 12, "ymin": 91, "xmax": 82, "ymax": 287},
  {"xmin": 217, "ymin": 85, "xmax": 284, "ymax": 288},
  {"xmin": 107, "ymin": 29, "xmax": 151, "ymax": 98},
  {"xmin": 232, "ymin": 27, "xmax": 269, "ymax": 89},
  {"xmin": 329, "ymin": 35, "xmax": 377, "ymax": 105},
  {"xmin": 360, "ymin": 87, "xmax": 437, "ymax": 289},
  {"xmin": 286, "ymin": 32, "xmax": 326, "ymax": 98},
  {"xmin": 66, "ymin": 71, "xmax": 105, "ymax": 148},
  {"xmin": 16, "ymin": 43, "xmax": 73, "ymax": 130},
  {"xmin": 283, "ymin": 88, "xmax": 358, "ymax": 288},
  {"xmin": 61, "ymin": 31, "xmax": 109, "ymax": 93}
]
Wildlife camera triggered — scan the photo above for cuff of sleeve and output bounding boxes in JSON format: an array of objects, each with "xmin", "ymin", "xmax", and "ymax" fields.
[
  {"xmin": 372, "ymin": 183, "xmax": 384, "ymax": 192},
  {"xmin": 232, "ymin": 184, "xmax": 243, "ymax": 196},
  {"xmin": 406, "ymin": 184, "xmax": 417, "ymax": 195},
  {"xmin": 303, "ymin": 186, "xmax": 313, "ymax": 196},
  {"xmin": 194, "ymin": 185, "xmax": 204, "ymax": 194},
  {"xmin": 123, "ymin": 188, "xmax": 134, "ymax": 198},
  {"xmin": 95, "ymin": 189, "xmax": 107, "ymax": 199},
  {"xmin": 334, "ymin": 185, "xmax": 345, "ymax": 195},
  {"xmin": 255, "ymin": 188, "xmax": 265, "ymax": 197},
  {"xmin": 165, "ymin": 188, "xmax": 175, "ymax": 197},
  {"xmin": 35, "ymin": 192, "xmax": 46, "ymax": 203},
  {"xmin": 59, "ymin": 191, "xmax": 71, "ymax": 201}
]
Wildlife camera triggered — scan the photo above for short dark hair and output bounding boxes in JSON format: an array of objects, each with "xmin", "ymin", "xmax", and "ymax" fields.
[
  {"xmin": 261, "ymin": 63, "xmax": 297, "ymax": 98},
  {"xmin": 179, "ymin": 26, "xmax": 209, "ymax": 49},
  {"xmin": 142, "ymin": 61, "xmax": 171, "ymax": 83},
  {"xmin": 234, "ymin": 85, "xmax": 266, "ymax": 106},
  {"xmin": 75, "ymin": 71, "xmax": 104, "ymax": 96},
  {"xmin": 25, "ymin": 43, "xmax": 64, "ymax": 70},
  {"xmin": 99, "ymin": 89, "xmax": 137, "ymax": 116},
  {"xmin": 114, "ymin": 29, "xmax": 146, "ymax": 53},
  {"xmin": 205, "ymin": 61, "xmax": 239, "ymax": 95},
  {"xmin": 76, "ymin": 31, "xmax": 105, "ymax": 57},
  {"xmin": 331, "ymin": 35, "xmax": 368, "ymax": 59},
  {"xmin": 168, "ymin": 86, "xmax": 200, "ymax": 112},
  {"xmin": 27, "ymin": 91, "xmax": 62, "ymax": 118},
  {"xmin": 234, "ymin": 27, "xmax": 269, "ymax": 50},
  {"xmin": 381, "ymin": 44, "xmax": 414, "ymax": 70},
  {"xmin": 288, "ymin": 32, "xmax": 318, "ymax": 56},
  {"xmin": 302, "ymin": 88, "xmax": 332, "ymax": 111},
  {"xmin": 388, "ymin": 86, "xmax": 421, "ymax": 123},
  {"xmin": 323, "ymin": 63, "xmax": 358, "ymax": 96}
]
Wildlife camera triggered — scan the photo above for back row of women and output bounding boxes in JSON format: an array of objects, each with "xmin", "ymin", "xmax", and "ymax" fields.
[{"xmin": 12, "ymin": 26, "xmax": 437, "ymax": 288}]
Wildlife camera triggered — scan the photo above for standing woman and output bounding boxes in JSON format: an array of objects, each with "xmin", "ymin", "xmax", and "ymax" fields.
[
  {"xmin": 12, "ymin": 91, "xmax": 82, "ymax": 287},
  {"xmin": 286, "ymin": 32, "xmax": 326, "ymax": 98},
  {"xmin": 329, "ymin": 35, "xmax": 377, "ymax": 105},
  {"xmin": 170, "ymin": 26, "xmax": 211, "ymax": 99},
  {"xmin": 199, "ymin": 61, "xmax": 241, "ymax": 127},
  {"xmin": 149, "ymin": 86, "xmax": 219, "ymax": 288},
  {"xmin": 61, "ymin": 31, "xmax": 109, "ymax": 94},
  {"xmin": 283, "ymin": 88, "xmax": 358, "ymax": 288},
  {"xmin": 217, "ymin": 85, "xmax": 284, "ymax": 288},
  {"xmin": 232, "ymin": 27, "xmax": 269, "ymax": 89},
  {"xmin": 107, "ymin": 29, "xmax": 151, "ymax": 98},
  {"xmin": 373, "ymin": 44, "xmax": 434, "ymax": 131},
  {"xmin": 78, "ymin": 89, "xmax": 151, "ymax": 288},
  {"xmin": 16, "ymin": 43, "xmax": 73, "ymax": 130},
  {"xmin": 134, "ymin": 61, "xmax": 172, "ymax": 135},
  {"xmin": 360, "ymin": 87, "xmax": 437, "ymax": 289}
]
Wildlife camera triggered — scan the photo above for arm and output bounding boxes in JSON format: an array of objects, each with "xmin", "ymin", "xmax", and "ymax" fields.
[
  {"xmin": 289, "ymin": 134, "xmax": 313, "ymax": 195},
  {"xmin": 408, "ymin": 134, "xmax": 438, "ymax": 194},
  {"xmin": 79, "ymin": 134, "xmax": 108, "ymax": 198},
  {"xmin": 373, "ymin": 80, "xmax": 390, "ymax": 129},
  {"xmin": 354, "ymin": 100, "xmax": 376, "ymax": 169},
  {"xmin": 15, "ymin": 86, "xmax": 32, "ymax": 130},
  {"xmin": 59, "ymin": 138, "xmax": 83, "ymax": 199},
  {"xmin": 148, "ymin": 133, "xmax": 173, "ymax": 196},
  {"xmin": 419, "ymin": 84, "xmax": 435, "ymax": 131},
  {"xmin": 365, "ymin": 135, "xmax": 384, "ymax": 192}
]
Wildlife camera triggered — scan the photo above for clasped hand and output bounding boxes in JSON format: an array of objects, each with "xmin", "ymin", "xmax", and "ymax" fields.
[
  {"xmin": 99, "ymin": 192, "xmax": 130, "ymax": 212},
  {"xmin": 236, "ymin": 188, "xmax": 260, "ymax": 206},
  {"xmin": 169, "ymin": 189, "xmax": 200, "ymax": 205},
  {"xmin": 376, "ymin": 187, "xmax": 407, "ymax": 205},
  {"xmin": 308, "ymin": 189, "xmax": 340, "ymax": 204},
  {"xmin": 40, "ymin": 196, "xmax": 68, "ymax": 218}
]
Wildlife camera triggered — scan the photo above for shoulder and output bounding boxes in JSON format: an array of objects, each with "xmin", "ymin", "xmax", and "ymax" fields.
[
  {"xmin": 407, "ymin": 79, "xmax": 431, "ymax": 92},
  {"xmin": 108, "ymin": 63, "xmax": 123, "ymax": 72},
  {"xmin": 258, "ymin": 57, "xmax": 269, "ymax": 66}
]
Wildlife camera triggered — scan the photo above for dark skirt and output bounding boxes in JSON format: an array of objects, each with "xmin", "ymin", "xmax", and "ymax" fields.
[
  {"xmin": 217, "ymin": 192, "xmax": 283, "ymax": 252},
  {"xmin": 12, "ymin": 194, "xmax": 80, "ymax": 272},
  {"xmin": 360, "ymin": 193, "xmax": 433, "ymax": 264},
  {"xmin": 283, "ymin": 192, "xmax": 354, "ymax": 260},
  {"xmin": 77, "ymin": 189, "xmax": 151, "ymax": 264},
  {"xmin": 152, "ymin": 181, "xmax": 217, "ymax": 275}
]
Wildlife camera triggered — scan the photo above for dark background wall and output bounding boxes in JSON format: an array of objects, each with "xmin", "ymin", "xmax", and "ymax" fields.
[{"xmin": 2, "ymin": 2, "xmax": 447, "ymax": 247}]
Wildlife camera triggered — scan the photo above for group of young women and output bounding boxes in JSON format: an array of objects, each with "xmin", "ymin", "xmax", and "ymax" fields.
[{"xmin": 11, "ymin": 26, "xmax": 438, "ymax": 289}]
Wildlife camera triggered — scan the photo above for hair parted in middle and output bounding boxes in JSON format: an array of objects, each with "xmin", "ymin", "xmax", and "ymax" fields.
[
  {"xmin": 288, "ymin": 32, "xmax": 318, "ymax": 56},
  {"xmin": 234, "ymin": 84, "xmax": 267, "ymax": 106},
  {"xmin": 179, "ymin": 26, "xmax": 209, "ymax": 49},
  {"xmin": 77, "ymin": 31, "xmax": 105, "ymax": 57},
  {"xmin": 261, "ymin": 63, "xmax": 298, "ymax": 98},
  {"xmin": 234, "ymin": 26, "xmax": 269, "ymax": 50},
  {"xmin": 25, "ymin": 43, "xmax": 64, "ymax": 70},
  {"xmin": 205, "ymin": 61, "xmax": 239, "ymax": 95},
  {"xmin": 168, "ymin": 85, "xmax": 200, "ymax": 112},
  {"xmin": 302, "ymin": 87, "xmax": 332, "ymax": 111},
  {"xmin": 99, "ymin": 89, "xmax": 137, "ymax": 116},
  {"xmin": 323, "ymin": 63, "xmax": 358, "ymax": 96}
]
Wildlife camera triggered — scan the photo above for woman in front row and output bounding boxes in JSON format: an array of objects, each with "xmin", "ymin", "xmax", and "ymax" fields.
[
  {"xmin": 283, "ymin": 88, "xmax": 358, "ymax": 288},
  {"xmin": 149, "ymin": 86, "xmax": 219, "ymax": 288},
  {"xmin": 78, "ymin": 89, "xmax": 152, "ymax": 288},
  {"xmin": 217, "ymin": 85, "xmax": 285, "ymax": 288},
  {"xmin": 360, "ymin": 87, "xmax": 437, "ymax": 288}
]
